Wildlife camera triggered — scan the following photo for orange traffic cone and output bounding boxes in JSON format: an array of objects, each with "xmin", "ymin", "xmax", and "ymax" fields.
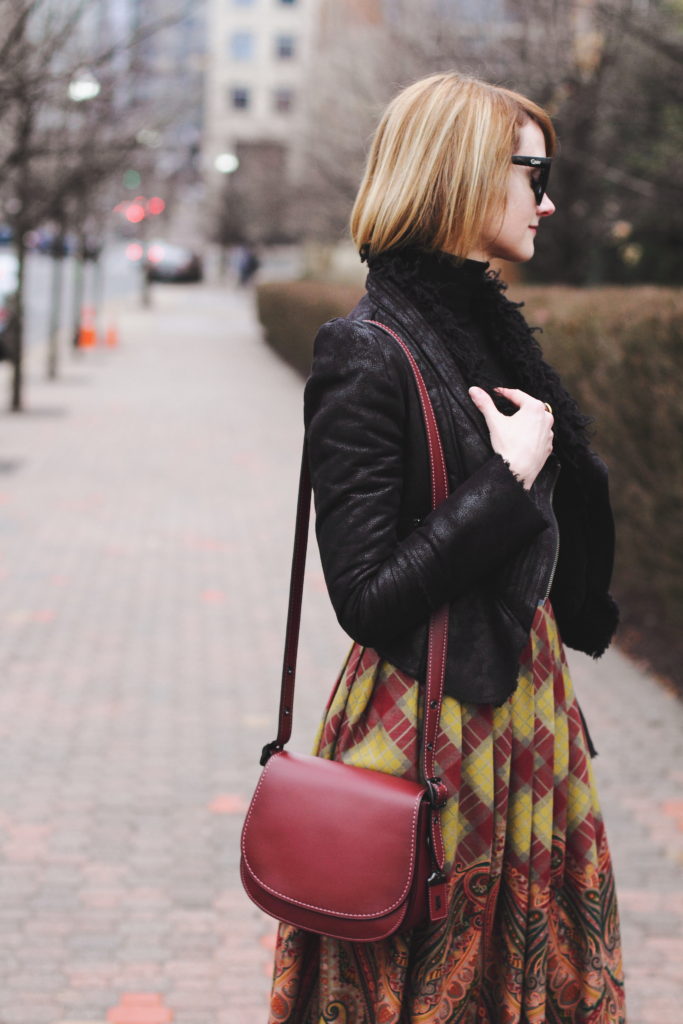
[
  {"xmin": 77, "ymin": 307, "xmax": 96, "ymax": 348},
  {"xmin": 105, "ymin": 324, "xmax": 119, "ymax": 348}
]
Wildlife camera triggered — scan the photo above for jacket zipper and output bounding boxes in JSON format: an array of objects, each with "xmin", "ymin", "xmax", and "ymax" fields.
[
  {"xmin": 544, "ymin": 531, "xmax": 560, "ymax": 601},
  {"xmin": 543, "ymin": 474, "xmax": 560, "ymax": 601}
]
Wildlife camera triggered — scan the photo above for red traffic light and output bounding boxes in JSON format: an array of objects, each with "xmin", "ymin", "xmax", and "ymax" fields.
[{"xmin": 125, "ymin": 202, "xmax": 146, "ymax": 224}]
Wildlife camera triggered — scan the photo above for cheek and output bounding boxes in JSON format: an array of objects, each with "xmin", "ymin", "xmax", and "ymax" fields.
[
  {"xmin": 497, "ymin": 184, "xmax": 526, "ymax": 234},
  {"xmin": 508, "ymin": 192, "xmax": 534, "ymax": 232}
]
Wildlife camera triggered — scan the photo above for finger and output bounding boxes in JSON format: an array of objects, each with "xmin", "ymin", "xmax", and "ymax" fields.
[
  {"xmin": 468, "ymin": 386, "xmax": 500, "ymax": 420},
  {"xmin": 493, "ymin": 387, "xmax": 532, "ymax": 408}
]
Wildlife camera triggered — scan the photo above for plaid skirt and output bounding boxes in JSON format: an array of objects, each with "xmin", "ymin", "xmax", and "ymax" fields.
[{"xmin": 267, "ymin": 601, "xmax": 626, "ymax": 1024}]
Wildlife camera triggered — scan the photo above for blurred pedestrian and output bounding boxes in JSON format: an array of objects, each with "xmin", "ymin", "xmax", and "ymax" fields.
[
  {"xmin": 267, "ymin": 72, "xmax": 626, "ymax": 1023},
  {"xmin": 237, "ymin": 245, "xmax": 260, "ymax": 286}
]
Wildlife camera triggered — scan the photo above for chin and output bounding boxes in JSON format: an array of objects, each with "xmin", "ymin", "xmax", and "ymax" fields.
[{"xmin": 501, "ymin": 247, "xmax": 535, "ymax": 264}]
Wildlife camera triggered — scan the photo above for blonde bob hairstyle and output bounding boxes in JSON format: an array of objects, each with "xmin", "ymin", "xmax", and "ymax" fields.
[{"xmin": 350, "ymin": 72, "xmax": 557, "ymax": 260}]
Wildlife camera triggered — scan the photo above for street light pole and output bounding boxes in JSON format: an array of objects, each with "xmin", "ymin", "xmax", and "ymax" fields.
[
  {"xmin": 66, "ymin": 71, "xmax": 101, "ymax": 355},
  {"xmin": 214, "ymin": 153, "xmax": 240, "ymax": 279}
]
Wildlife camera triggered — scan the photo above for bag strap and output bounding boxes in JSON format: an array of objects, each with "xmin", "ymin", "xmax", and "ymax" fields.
[
  {"xmin": 260, "ymin": 319, "xmax": 450, "ymax": 918},
  {"xmin": 259, "ymin": 439, "xmax": 312, "ymax": 767}
]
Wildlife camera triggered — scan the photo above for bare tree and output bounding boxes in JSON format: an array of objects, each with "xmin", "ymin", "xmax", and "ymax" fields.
[
  {"xmin": 491, "ymin": 0, "xmax": 683, "ymax": 281},
  {"xmin": 0, "ymin": 0, "xmax": 196, "ymax": 409},
  {"xmin": 0, "ymin": 1, "xmax": 84, "ymax": 408},
  {"xmin": 293, "ymin": 1, "xmax": 476, "ymax": 245},
  {"xmin": 291, "ymin": 0, "xmax": 683, "ymax": 283}
]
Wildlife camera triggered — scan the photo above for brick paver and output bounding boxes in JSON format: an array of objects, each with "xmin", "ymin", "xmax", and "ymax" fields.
[{"xmin": 0, "ymin": 282, "xmax": 681, "ymax": 1024}]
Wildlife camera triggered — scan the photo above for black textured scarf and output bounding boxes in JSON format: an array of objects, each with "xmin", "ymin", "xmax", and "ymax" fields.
[{"xmin": 365, "ymin": 246, "xmax": 593, "ymax": 472}]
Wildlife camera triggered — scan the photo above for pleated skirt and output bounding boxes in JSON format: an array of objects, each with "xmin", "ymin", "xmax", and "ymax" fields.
[{"xmin": 267, "ymin": 601, "xmax": 626, "ymax": 1023}]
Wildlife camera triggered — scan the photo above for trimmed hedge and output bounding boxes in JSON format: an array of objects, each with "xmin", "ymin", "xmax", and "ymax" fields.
[
  {"xmin": 256, "ymin": 279, "xmax": 683, "ymax": 693},
  {"xmin": 256, "ymin": 280, "xmax": 364, "ymax": 378}
]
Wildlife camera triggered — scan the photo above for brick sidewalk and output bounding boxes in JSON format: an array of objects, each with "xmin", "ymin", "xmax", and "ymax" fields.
[{"xmin": 0, "ymin": 284, "xmax": 681, "ymax": 1024}]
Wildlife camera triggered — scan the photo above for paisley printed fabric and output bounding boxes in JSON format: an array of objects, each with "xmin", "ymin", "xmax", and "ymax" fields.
[{"xmin": 267, "ymin": 602, "xmax": 626, "ymax": 1023}]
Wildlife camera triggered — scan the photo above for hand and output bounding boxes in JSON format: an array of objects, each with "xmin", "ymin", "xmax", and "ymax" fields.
[{"xmin": 468, "ymin": 386, "xmax": 554, "ymax": 490}]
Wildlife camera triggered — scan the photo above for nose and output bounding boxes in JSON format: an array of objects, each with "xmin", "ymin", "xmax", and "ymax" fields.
[{"xmin": 538, "ymin": 192, "xmax": 555, "ymax": 217}]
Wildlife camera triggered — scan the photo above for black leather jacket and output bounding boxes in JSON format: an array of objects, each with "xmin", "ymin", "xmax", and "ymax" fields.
[{"xmin": 303, "ymin": 265, "xmax": 618, "ymax": 709}]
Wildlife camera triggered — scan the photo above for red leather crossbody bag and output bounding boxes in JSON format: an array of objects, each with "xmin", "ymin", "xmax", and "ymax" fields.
[{"xmin": 240, "ymin": 321, "xmax": 451, "ymax": 941}]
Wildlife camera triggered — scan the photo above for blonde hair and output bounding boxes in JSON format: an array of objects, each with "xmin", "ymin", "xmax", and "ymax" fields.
[{"xmin": 350, "ymin": 72, "xmax": 556, "ymax": 259}]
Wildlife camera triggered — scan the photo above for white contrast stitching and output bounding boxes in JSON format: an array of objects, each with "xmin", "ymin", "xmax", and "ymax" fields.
[
  {"xmin": 363, "ymin": 320, "xmax": 448, "ymax": 785},
  {"xmin": 241, "ymin": 754, "xmax": 426, "ymax": 918}
]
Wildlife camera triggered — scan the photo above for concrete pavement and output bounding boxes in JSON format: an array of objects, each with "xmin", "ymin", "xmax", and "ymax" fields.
[{"xmin": 0, "ymin": 282, "xmax": 681, "ymax": 1024}]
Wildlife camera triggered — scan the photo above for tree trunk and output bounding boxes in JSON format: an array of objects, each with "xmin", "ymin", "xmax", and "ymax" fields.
[
  {"xmin": 140, "ymin": 216, "xmax": 151, "ymax": 309},
  {"xmin": 46, "ymin": 237, "xmax": 65, "ymax": 380},
  {"xmin": 9, "ymin": 238, "xmax": 26, "ymax": 413},
  {"xmin": 71, "ymin": 248, "xmax": 85, "ymax": 350},
  {"xmin": 92, "ymin": 250, "xmax": 104, "ymax": 342}
]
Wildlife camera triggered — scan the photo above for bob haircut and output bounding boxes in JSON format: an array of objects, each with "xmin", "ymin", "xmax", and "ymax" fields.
[{"xmin": 350, "ymin": 72, "xmax": 557, "ymax": 260}]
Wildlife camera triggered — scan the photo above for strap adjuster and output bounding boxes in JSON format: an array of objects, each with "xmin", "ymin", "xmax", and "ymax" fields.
[{"xmin": 426, "ymin": 777, "xmax": 448, "ymax": 809}]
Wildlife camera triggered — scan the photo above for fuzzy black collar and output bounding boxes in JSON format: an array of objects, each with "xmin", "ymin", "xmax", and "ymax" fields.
[{"xmin": 365, "ymin": 245, "xmax": 592, "ymax": 471}]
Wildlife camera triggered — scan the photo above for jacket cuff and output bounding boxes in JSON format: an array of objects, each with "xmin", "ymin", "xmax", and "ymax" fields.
[
  {"xmin": 417, "ymin": 453, "xmax": 550, "ymax": 602},
  {"xmin": 559, "ymin": 591, "xmax": 620, "ymax": 658}
]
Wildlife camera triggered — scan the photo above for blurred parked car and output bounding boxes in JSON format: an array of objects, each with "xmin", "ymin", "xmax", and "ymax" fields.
[
  {"xmin": 0, "ymin": 251, "xmax": 18, "ymax": 360},
  {"xmin": 145, "ymin": 242, "xmax": 203, "ymax": 283}
]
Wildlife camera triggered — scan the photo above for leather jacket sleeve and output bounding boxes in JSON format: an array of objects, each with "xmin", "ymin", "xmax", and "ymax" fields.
[
  {"xmin": 551, "ymin": 452, "xmax": 619, "ymax": 656},
  {"xmin": 304, "ymin": 318, "xmax": 550, "ymax": 649}
]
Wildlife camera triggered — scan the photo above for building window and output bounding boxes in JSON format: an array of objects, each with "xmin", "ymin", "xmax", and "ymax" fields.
[
  {"xmin": 273, "ymin": 87, "xmax": 294, "ymax": 113},
  {"xmin": 275, "ymin": 34, "xmax": 296, "ymax": 59},
  {"xmin": 230, "ymin": 31, "xmax": 254, "ymax": 60},
  {"xmin": 230, "ymin": 86, "xmax": 251, "ymax": 110}
]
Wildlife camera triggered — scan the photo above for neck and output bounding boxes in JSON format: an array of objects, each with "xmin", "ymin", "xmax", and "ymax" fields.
[{"xmin": 465, "ymin": 247, "xmax": 490, "ymax": 263}]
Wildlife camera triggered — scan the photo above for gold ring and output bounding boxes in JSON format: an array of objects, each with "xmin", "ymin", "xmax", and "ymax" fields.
[{"xmin": 543, "ymin": 402, "xmax": 553, "ymax": 414}]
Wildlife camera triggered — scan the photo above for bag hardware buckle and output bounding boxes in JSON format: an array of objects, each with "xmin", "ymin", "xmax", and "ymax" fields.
[
  {"xmin": 260, "ymin": 741, "xmax": 282, "ymax": 766},
  {"xmin": 426, "ymin": 777, "xmax": 448, "ymax": 809}
]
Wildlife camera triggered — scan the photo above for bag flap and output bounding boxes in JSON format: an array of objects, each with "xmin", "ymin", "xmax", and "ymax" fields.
[{"xmin": 241, "ymin": 751, "xmax": 427, "ymax": 920}]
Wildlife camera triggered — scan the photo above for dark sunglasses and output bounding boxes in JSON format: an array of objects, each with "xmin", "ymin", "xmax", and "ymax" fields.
[{"xmin": 511, "ymin": 155, "xmax": 552, "ymax": 204}]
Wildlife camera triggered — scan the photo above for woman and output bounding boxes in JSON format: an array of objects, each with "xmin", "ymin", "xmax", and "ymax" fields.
[{"xmin": 269, "ymin": 72, "xmax": 626, "ymax": 1024}]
